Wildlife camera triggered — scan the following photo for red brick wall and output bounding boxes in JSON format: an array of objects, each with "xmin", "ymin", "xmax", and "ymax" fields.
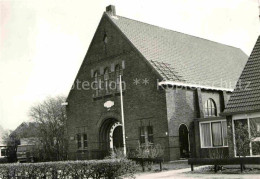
[
  {"xmin": 165, "ymin": 87, "xmax": 230, "ymax": 160},
  {"xmin": 66, "ymin": 13, "xmax": 230, "ymax": 161},
  {"xmin": 66, "ymin": 14, "xmax": 169, "ymax": 160}
]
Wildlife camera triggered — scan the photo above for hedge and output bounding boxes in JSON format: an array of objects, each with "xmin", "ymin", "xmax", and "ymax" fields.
[{"xmin": 0, "ymin": 158, "xmax": 137, "ymax": 179}]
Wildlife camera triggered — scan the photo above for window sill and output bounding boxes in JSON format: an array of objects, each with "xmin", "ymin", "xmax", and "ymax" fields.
[
  {"xmin": 200, "ymin": 146, "xmax": 228, "ymax": 149},
  {"xmin": 77, "ymin": 149, "xmax": 88, "ymax": 151},
  {"xmin": 234, "ymin": 155, "xmax": 260, "ymax": 158}
]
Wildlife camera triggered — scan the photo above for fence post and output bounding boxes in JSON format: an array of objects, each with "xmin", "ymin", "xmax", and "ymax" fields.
[{"xmin": 214, "ymin": 165, "xmax": 217, "ymax": 173}]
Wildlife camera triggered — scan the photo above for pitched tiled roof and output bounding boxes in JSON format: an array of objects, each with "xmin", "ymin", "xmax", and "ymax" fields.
[
  {"xmin": 107, "ymin": 13, "xmax": 248, "ymax": 90},
  {"xmin": 224, "ymin": 36, "xmax": 260, "ymax": 114}
]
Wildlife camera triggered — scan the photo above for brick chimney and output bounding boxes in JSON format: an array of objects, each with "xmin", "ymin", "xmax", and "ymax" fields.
[{"xmin": 106, "ymin": 5, "xmax": 116, "ymax": 16}]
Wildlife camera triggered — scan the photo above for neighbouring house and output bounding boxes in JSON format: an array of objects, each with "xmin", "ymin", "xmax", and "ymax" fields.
[
  {"xmin": 222, "ymin": 36, "xmax": 260, "ymax": 157},
  {"xmin": 11, "ymin": 122, "xmax": 39, "ymax": 162},
  {"xmin": 0, "ymin": 126, "xmax": 7, "ymax": 159},
  {"xmin": 66, "ymin": 5, "xmax": 248, "ymax": 161},
  {"xmin": 17, "ymin": 137, "xmax": 38, "ymax": 162},
  {"xmin": 0, "ymin": 142, "xmax": 7, "ymax": 158}
]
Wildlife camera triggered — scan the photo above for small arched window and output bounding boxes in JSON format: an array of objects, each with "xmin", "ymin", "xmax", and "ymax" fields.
[
  {"xmin": 94, "ymin": 71, "xmax": 99, "ymax": 96},
  {"xmin": 115, "ymin": 64, "xmax": 122, "ymax": 91},
  {"xmin": 104, "ymin": 68, "xmax": 110, "ymax": 94},
  {"xmin": 204, "ymin": 99, "xmax": 217, "ymax": 117}
]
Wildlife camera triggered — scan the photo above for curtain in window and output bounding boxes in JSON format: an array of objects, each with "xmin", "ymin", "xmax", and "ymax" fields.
[
  {"xmin": 222, "ymin": 121, "xmax": 228, "ymax": 146},
  {"xmin": 212, "ymin": 122, "xmax": 222, "ymax": 146},
  {"xmin": 204, "ymin": 99, "xmax": 216, "ymax": 117},
  {"xmin": 200, "ymin": 123, "xmax": 211, "ymax": 147}
]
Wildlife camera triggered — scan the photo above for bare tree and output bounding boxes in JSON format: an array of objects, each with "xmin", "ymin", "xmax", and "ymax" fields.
[{"xmin": 29, "ymin": 96, "xmax": 68, "ymax": 161}]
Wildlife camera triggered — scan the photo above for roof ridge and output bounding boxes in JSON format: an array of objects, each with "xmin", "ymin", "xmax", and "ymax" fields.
[{"xmin": 113, "ymin": 14, "xmax": 242, "ymax": 50}]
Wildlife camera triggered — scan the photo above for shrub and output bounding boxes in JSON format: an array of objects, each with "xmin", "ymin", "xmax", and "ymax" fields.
[
  {"xmin": 0, "ymin": 158, "xmax": 137, "ymax": 179},
  {"xmin": 209, "ymin": 148, "xmax": 229, "ymax": 159},
  {"xmin": 135, "ymin": 143, "xmax": 164, "ymax": 158},
  {"xmin": 0, "ymin": 157, "xmax": 8, "ymax": 164},
  {"xmin": 105, "ymin": 148, "xmax": 126, "ymax": 159}
]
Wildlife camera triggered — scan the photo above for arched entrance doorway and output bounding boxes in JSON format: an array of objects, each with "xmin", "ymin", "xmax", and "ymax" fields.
[
  {"xmin": 179, "ymin": 124, "xmax": 190, "ymax": 158},
  {"xmin": 100, "ymin": 119, "xmax": 123, "ymax": 154},
  {"xmin": 109, "ymin": 122, "xmax": 123, "ymax": 149}
]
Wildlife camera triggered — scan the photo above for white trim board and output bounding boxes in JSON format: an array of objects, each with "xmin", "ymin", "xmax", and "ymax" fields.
[{"xmin": 158, "ymin": 81, "xmax": 233, "ymax": 92}]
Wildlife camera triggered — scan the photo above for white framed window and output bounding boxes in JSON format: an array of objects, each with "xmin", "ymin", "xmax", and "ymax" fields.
[
  {"xmin": 204, "ymin": 99, "xmax": 217, "ymax": 117},
  {"xmin": 200, "ymin": 120, "xmax": 228, "ymax": 148},
  {"xmin": 0, "ymin": 148, "xmax": 7, "ymax": 157},
  {"xmin": 232, "ymin": 117, "xmax": 260, "ymax": 157}
]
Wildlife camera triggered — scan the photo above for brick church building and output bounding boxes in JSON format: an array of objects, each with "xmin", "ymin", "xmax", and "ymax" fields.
[{"xmin": 66, "ymin": 5, "xmax": 248, "ymax": 161}]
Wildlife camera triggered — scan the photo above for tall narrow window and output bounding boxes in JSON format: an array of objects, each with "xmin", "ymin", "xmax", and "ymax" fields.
[
  {"xmin": 200, "ymin": 123, "xmax": 211, "ymax": 147},
  {"xmin": 103, "ymin": 33, "xmax": 108, "ymax": 44},
  {"xmin": 204, "ymin": 99, "xmax": 217, "ymax": 117},
  {"xmin": 222, "ymin": 121, "xmax": 228, "ymax": 146},
  {"xmin": 83, "ymin": 134, "xmax": 88, "ymax": 148},
  {"xmin": 94, "ymin": 71, "xmax": 99, "ymax": 97},
  {"xmin": 211, "ymin": 122, "xmax": 222, "ymax": 146},
  {"xmin": 251, "ymin": 118, "xmax": 260, "ymax": 156},
  {"xmin": 147, "ymin": 126, "xmax": 154, "ymax": 144},
  {"xmin": 139, "ymin": 126, "xmax": 154, "ymax": 145},
  {"xmin": 104, "ymin": 68, "xmax": 110, "ymax": 94},
  {"xmin": 115, "ymin": 64, "xmax": 122, "ymax": 92},
  {"xmin": 139, "ymin": 126, "xmax": 145, "ymax": 144},
  {"xmin": 77, "ymin": 134, "xmax": 82, "ymax": 149}
]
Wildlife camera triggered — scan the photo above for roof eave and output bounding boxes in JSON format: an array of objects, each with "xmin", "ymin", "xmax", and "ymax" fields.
[
  {"xmin": 158, "ymin": 81, "xmax": 234, "ymax": 92},
  {"xmin": 221, "ymin": 108, "xmax": 260, "ymax": 116}
]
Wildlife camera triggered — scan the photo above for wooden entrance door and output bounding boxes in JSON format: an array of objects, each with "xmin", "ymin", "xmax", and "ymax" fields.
[{"xmin": 179, "ymin": 124, "xmax": 190, "ymax": 158}]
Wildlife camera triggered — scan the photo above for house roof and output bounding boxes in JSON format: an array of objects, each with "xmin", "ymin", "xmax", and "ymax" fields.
[
  {"xmin": 106, "ymin": 13, "xmax": 248, "ymax": 90},
  {"xmin": 223, "ymin": 36, "xmax": 260, "ymax": 114},
  {"xmin": 11, "ymin": 122, "xmax": 38, "ymax": 138}
]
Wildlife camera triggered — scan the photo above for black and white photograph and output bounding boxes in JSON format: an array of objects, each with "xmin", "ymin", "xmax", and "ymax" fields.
[{"xmin": 0, "ymin": 0, "xmax": 260, "ymax": 178}]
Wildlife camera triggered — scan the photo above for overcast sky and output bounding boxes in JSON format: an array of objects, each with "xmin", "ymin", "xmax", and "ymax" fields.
[{"xmin": 0, "ymin": 0, "xmax": 260, "ymax": 130}]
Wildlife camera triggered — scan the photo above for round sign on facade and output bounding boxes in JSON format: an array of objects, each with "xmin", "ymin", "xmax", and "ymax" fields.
[{"xmin": 104, "ymin": 100, "xmax": 114, "ymax": 110}]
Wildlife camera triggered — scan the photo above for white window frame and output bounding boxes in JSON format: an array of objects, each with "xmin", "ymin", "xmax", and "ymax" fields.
[
  {"xmin": 199, "ymin": 119, "xmax": 228, "ymax": 148},
  {"xmin": 232, "ymin": 112, "xmax": 260, "ymax": 157}
]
